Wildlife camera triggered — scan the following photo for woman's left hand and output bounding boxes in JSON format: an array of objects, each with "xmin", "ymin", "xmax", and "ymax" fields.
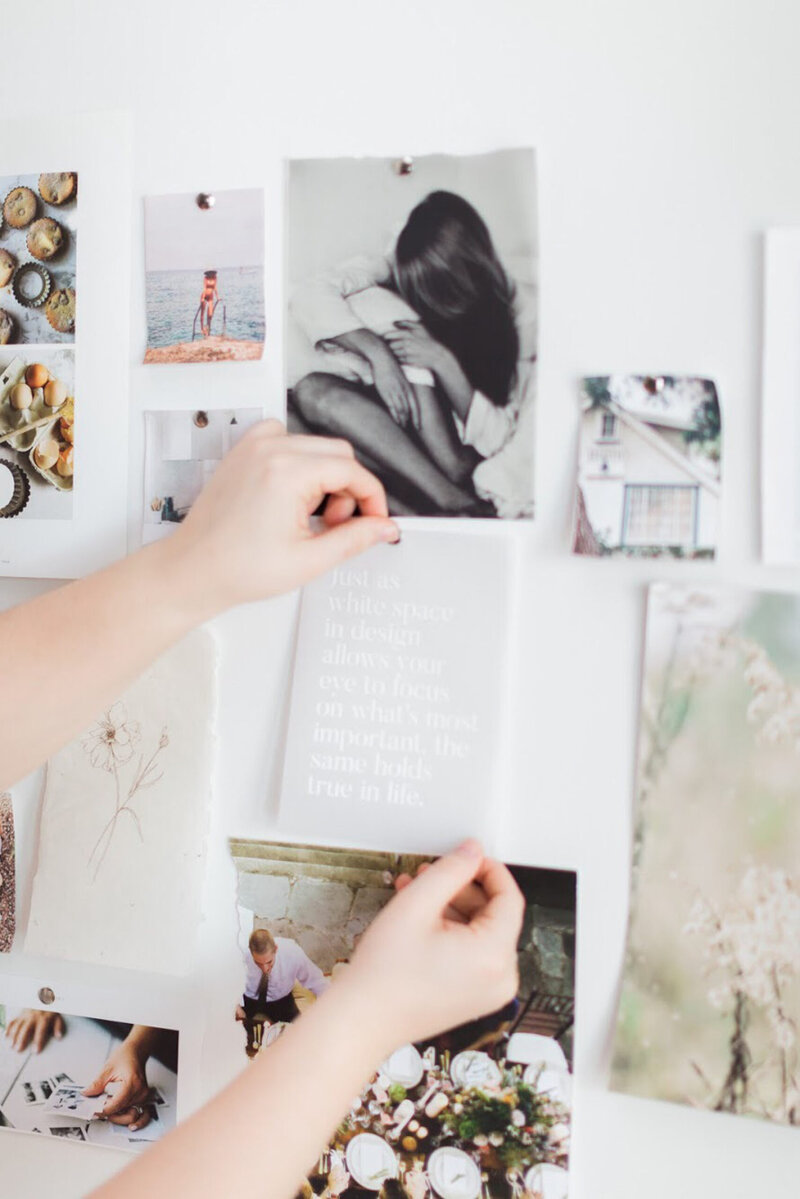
[{"xmin": 384, "ymin": 321, "xmax": 447, "ymax": 372}]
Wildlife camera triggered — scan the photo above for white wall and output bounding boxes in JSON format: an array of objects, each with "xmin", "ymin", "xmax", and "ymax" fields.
[{"xmin": 1, "ymin": 2, "xmax": 800, "ymax": 1196}]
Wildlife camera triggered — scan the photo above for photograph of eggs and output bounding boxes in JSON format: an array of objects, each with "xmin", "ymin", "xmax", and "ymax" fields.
[
  {"xmin": 0, "ymin": 349, "xmax": 74, "ymax": 520},
  {"xmin": 0, "ymin": 173, "xmax": 77, "ymax": 346},
  {"xmin": 230, "ymin": 838, "xmax": 575, "ymax": 1199}
]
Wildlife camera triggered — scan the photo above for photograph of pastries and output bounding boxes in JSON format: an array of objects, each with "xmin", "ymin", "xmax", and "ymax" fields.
[
  {"xmin": 0, "ymin": 349, "xmax": 75, "ymax": 520},
  {"xmin": 0, "ymin": 173, "xmax": 77, "ymax": 345}
]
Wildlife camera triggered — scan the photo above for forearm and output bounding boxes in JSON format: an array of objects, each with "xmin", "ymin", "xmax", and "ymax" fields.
[
  {"xmin": 123, "ymin": 1024, "xmax": 162, "ymax": 1059},
  {"xmin": 432, "ymin": 347, "xmax": 474, "ymax": 421},
  {"xmin": 0, "ymin": 537, "xmax": 209, "ymax": 789},
  {"xmin": 331, "ymin": 327, "xmax": 390, "ymax": 365},
  {"xmin": 95, "ymin": 977, "xmax": 393, "ymax": 1199}
]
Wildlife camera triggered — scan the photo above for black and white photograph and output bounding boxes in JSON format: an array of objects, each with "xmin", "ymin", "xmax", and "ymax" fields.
[{"xmin": 287, "ymin": 149, "xmax": 538, "ymax": 518}]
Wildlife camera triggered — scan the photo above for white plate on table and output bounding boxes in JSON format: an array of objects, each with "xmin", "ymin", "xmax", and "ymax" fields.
[
  {"xmin": 427, "ymin": 1146, "xmax": 482, "ymax": 1199},
  {"xmin": 380, "ymin": 1044, "xmax": 424, "ymax": 1088},
  {"xmin": 449, "ymin": 1050, "xmax": 502, "ymax": 1090},
  {"xmin": 524, "ymin": 1162, "xmax": 569, "ymax": 1199},
  {"xmin": 345, "ymin": 1132, "xmax": 398, "ymax": 1190},
  {"xmin": 522, "ymin": 1065, "xmax": 571, "ymax": 1107}
]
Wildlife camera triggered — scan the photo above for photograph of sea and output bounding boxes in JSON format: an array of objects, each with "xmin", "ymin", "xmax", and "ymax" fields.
[
  {"xmin": 145, "ymin": 266, "xmax": 264, "ymax": 356},
  {"xmin": 143, "ymin": 188, "xmax": 265, "ymax": 364}
]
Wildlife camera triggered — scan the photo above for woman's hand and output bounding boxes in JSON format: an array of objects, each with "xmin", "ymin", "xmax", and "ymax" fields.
[
  {"xmin": 343, "ymin": 840, "xmax": 524, "ymax": 1049},
  {"xmin": 83, "ymin": 1037, "xmax": 153, "ymax": 1131},
  {"xmin": 169, "ymin": 421, "xmax": 400, "ymax": 619},
  {"xmin": 384, "ymin": 321, "xmax": 448, "ymax": 374},
  {"xmin": 4, "ymin": 1009, "xmax": 65, "ymax": 1053},
  {"xmin": 369, "ymin": 343, "xmax": 421, "ymax": 430}
]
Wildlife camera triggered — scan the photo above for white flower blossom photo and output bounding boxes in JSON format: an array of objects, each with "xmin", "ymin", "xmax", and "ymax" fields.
[{"xmin": 611, "ymin": 584, "xmax": 800, "ymax": 1125}]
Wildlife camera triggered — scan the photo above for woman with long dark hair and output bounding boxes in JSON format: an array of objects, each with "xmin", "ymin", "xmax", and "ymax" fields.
[{"xmin": 288, "ymin": 190, "xmax": 532, "ymax": 516}]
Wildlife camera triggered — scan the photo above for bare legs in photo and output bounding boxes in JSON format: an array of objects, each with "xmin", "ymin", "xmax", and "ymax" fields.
[{"xmin": 290, "ymin": 372, "xmax": 488, "ymax": 517}]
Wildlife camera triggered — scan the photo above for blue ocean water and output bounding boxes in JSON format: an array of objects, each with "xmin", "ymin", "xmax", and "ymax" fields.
[{"xmin": 145, "ymin": 266, "xmax": 265, "ymax": 348}]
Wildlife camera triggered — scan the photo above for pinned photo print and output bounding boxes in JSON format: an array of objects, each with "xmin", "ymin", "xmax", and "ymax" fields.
[
  {"xmin": 142, "ymin": 407, "xmax": 263, "ymax": 542},
  {"xmin": 144, "ymin": 188, "xmax": 265, "ymax": 364},
  {"xmin": 0, "ymin": 173, "xmax": 77, "ymax": 345},
  {"xmin": 0, "ymin": 349, "xmax": 75, "ymax": 522},
  {"xmin": 573, "ymin": 374, "xmax": 722, "ymax": 558},
  {"xmin": 0, "ymin": 1001, "xmax": 178, "ymax": 1153},
  {"xmin": 287, "ymin": 149, "xmax": 538, "ymax": 518},
  {"xmin": 230, "ymin": 838, "xmax": 574, "ymax": 1198}
]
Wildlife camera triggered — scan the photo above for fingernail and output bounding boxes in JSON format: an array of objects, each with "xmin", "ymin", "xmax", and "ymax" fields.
[
  {"xmin": 380, "ymin": 523, "xmax": 401, "ymax": 545},
  {"xmin": 455, "ymin": 838, "xmax": 482, "ymax": 858}
]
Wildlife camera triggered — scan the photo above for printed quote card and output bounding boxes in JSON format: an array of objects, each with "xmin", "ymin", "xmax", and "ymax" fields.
[{"xmin": 278, "ymin": 532, "xmax": 512, "ymax": 852}]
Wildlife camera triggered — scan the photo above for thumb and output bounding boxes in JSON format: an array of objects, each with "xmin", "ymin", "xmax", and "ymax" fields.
[
  {"xmin": 397, "ymin": 840, "xmax": 485, "ymax": 918},
  {"xmin": 82, "ymin": 1067, "xmax": 110, "ymax": 1097},
  {"xmin": 302, "ymin": 516, "xmax": 400, "ymax": 576}
]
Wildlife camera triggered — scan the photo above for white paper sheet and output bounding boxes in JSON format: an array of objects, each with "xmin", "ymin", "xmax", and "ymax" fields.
[
  {"xmin": 25, "ymin": 630, "xmax": 216, "ymax": 975},
  {"xmin": 761, "ymin": 229, "xmax": 800, "ymax": 563},
  {"xmin": 278, "ymin": 531, "xmax": 512, "ymax": 853}
]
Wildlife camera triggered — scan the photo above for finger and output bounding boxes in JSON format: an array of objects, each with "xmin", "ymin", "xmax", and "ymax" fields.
[
  {"xmin": 469, "ymin": 859, "xmax": 525, "ymax": 936},
  {"xmin": 298, "ymin": 455, "xmax": 390, "ymax": 520},
  {"xmin": 253, "ymin": 418, "xmax": 287, "ymax": 440},
  {"xmin": 323, "ymin": 492, "xmax": 358, "ymax": 527},
  {"xmin": 130, "ymin": 1108, "xmax": 152, "ymax": 1132},
  {"xmin": 14, "ymin": 1021, "xmax": 33, "ymax": 1052},
  {"xmin": 282, "ymin": 434, "xmax": 355, "ymax": 460},
  {"xmin": 33, "ymin": 1019, "xmax": 50, "ymax": 1054},
  {"xmin": 444, "ymin": 880, "xmax": 488, "ymax": 922},
  {"xmin": 396, "ymin": 840, "xmax": 486, "ymax": 920},
  {"xmin": 299, "ymin": 516, "xmax": 401, "ymax": 578},
  {"xmin": 393, "ymin": 873, "xmax": 414, "ymax": 892},
  {"xmin": 82, "ymin": 1069, "xmax": 111, "ymax": 1098},
  {"xmin": 106, "ymin": 1108, "xmax": 139, "ymax": 1127},
  {"xmin": 409, "ymin": 388, "xmax": 422, "ymax": 432},
  {"xmin": 54, "ymin": 1015, "xmax": 65, "ymax": 1039},
  {"xmin": 101, "ymin": 1078, "xmax": 146, "ymax": 1118}
]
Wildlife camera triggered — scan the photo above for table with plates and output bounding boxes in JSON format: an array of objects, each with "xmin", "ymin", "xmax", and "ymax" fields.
[{"xmin": 306, "ymin": 1044, "xmax": 570, "ymax": 1199}]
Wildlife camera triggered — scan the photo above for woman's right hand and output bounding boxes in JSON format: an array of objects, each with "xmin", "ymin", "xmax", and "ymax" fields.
[
  {"xmin": 369, "ymin": 343, "xmax": 421, "ymax": 431},
  {"xmin": 167, "ymin": 421, "xmax": 400, "ymax": 620},
  {"xmin": 343, "ymin": 840, "xmax": 524, "ymax": 1049}
]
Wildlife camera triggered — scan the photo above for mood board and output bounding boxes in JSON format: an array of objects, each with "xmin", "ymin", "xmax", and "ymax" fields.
[{"xmin": 1, "ymin": 1, "xmax": 800, "ymax": 1197}]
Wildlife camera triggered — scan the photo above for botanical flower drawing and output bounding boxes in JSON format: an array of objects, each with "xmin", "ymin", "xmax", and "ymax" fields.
[{"xmin": 82, "ymin": 703, "xmax": 169, "ymax": 881}]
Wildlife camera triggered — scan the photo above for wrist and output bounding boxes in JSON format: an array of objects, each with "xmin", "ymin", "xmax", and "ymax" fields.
[
  {"xmin": 323, "ymin": 972, "xmax": 400, "ymax": 1064},
  {"xmin": 138, "ymin": 535, "xmax": 220, "ymax": 634}
]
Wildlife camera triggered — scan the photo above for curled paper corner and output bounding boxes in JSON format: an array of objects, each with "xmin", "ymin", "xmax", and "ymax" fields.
[{"xmin": 0, "ymin": 792, "xmax": 16, "ymax": 952}]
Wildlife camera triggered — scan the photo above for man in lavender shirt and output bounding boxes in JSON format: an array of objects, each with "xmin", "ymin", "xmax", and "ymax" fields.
[{"xmin": 237, "ymin": 928, "xmax": 330, "ymax": 1056}]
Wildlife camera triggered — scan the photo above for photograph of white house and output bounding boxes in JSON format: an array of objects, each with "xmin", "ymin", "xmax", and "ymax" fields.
[{"xmin": 573, "ymin": 374, "xmax": 721, "ymax": 558}]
